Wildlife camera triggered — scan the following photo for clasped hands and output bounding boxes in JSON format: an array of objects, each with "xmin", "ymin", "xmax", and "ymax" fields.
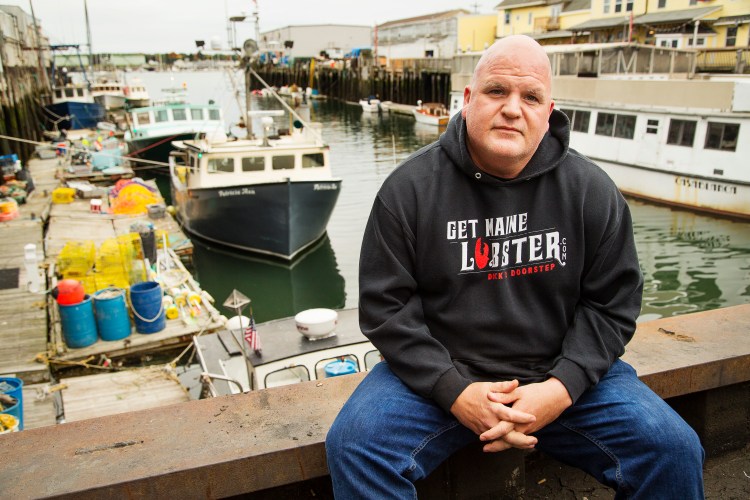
[{"xmin": 450, "ymin": 377, "xmax": 572, "ymax": 453}]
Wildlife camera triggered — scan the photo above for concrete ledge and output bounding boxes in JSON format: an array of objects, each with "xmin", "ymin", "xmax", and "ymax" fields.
[{"xmin": 1, "ymin": 304, "xmax": 748, "ymax": 499}]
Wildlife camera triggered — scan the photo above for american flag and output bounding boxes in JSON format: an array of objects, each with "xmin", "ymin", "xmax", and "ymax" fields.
[{"xmin": 244, "ymin": 314, "xmax": 261, "ymax": 355}]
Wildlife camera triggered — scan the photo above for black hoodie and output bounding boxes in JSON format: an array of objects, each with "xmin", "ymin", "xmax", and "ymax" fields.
[{"xmin": 359, "ymin": 109, "xmax": 643, "ymax": 413}]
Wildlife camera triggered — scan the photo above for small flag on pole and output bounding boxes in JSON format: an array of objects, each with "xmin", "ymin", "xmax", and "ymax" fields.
[{"xmin": 244, "ymin": 314, "xmax": 261, "ymax": 355}]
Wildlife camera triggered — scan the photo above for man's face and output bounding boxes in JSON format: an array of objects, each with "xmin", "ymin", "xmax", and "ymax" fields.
[{"xmin": 462, "ymin": 44, "xmax": 554, "ymax": 178}]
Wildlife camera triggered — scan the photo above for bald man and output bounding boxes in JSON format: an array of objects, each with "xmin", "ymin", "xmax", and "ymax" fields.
[{"xmin": 326, "ymin": 36, "xmax": 704, "ymax": 498}]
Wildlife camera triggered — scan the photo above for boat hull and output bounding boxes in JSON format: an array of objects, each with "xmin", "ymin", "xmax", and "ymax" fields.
[
  {"xmin": 94, "ymin": 94, "xmax": 127, "ymax": 110},
  {"xmin": 412, "ymin": 109, "xmax": 448, "ymax": 126},
  {"xmin": 43, "ymin": 102, "xmax": 106, "ymax": 130},
  {"xmin": 173, "ymin": 179, "xmax": 342, "ymax": 259},
  {"xmin": 594, "ymin": 159, "xmax": 750, "ymax": 220}
]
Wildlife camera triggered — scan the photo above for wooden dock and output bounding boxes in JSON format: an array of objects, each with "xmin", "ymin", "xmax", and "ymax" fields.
[{"xmin": 0, "ymin": 150, "xmax": 225, "ymax": 429}]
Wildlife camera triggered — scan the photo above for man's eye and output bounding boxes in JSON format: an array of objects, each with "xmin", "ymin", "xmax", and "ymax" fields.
[{"xmin": 525, "ymin": 95, "xmax": 539, "ymax": 102}]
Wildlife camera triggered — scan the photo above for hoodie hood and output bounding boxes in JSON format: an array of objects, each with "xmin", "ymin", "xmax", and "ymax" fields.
[{"xmin": 439, "ymin": 108, "xmax": 570, "ymax": 186}]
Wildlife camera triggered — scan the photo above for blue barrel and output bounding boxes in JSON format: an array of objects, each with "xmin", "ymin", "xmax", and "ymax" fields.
[
  {"xmin": 0, "ymin": 376, "xmax": 23, "ymax": 430},
  {"xmin": 59, "ymin": 294, "xmax": 98, "ymax": 348},
  {"xmin": 93, "ymin": 288, "xmax": 131, "ymax": 341},
  {"xmin": 129, "ymin": 281, "xmax": 165, "ymax": 334},
  {"xmin": 324, "ymin": 359, "xmax": 358, "ymax": 378}
]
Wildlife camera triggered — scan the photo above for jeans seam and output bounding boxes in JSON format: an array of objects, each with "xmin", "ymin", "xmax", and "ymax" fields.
[
  {"xmin": 556, "ymin": 419, "xmax": 632, "ymax": 496},
  {"xmin": 407, "ymin": 420, "xmax": 462, "ymax": 472}
]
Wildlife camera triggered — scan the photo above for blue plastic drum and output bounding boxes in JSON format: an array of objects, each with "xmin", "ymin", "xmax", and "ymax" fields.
[{"xmin": 324, "ymin": 359, "xmax": 357, "ymax": 378}]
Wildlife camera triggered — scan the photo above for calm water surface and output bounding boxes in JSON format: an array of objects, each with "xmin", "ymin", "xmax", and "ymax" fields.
[{"xmin": 132, "ymin": 70, "xmax": 750, "ymax": 323}]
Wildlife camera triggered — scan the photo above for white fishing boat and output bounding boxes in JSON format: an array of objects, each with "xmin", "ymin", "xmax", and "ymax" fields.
[
  {"xmin": 359, "ymin": 97, "xmax": 382, "ymax": 113},
  {"xmin": 124, "ymin": 78, "xmax": 151, "ymax": 108},
  {"xmin": 554, "ymin": 76, "xmax": 750, "ymax": 220},
  {"xmin": 90, "ymin": 75, "xmax": 127, "ymax": 110},
  {"xmin": 412, "ymin": 100, "xmax": 450, "ymax": 126},
  {"xmin": 193, "ymin": 308, "xmax": 379, "ymax": 395}
]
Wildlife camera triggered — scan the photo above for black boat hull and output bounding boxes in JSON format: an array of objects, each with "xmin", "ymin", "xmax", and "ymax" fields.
[{"xmin": 173, "ymin": 179, "xmax": 341, "ymax": 259}]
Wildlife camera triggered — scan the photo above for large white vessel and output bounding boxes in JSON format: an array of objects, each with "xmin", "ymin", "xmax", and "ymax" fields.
[{"xmin": 554, "ymin": 76, "xmax": 749, "ymax": 220}]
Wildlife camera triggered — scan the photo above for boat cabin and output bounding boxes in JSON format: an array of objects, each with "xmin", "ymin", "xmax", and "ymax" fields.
[
  {"xmin": 127, "ymin": 104, "xmax": 223, "ymax": 140},
  {"xmin": 195, "ymin": 309, "xmax": 381, "ymax": 395}
]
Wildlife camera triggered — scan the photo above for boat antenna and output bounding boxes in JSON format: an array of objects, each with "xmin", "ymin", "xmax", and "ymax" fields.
[
  {"xmin": 247, "ymin": 66, "xmax": 323, "ymax": 142},
  {"xmin": 84, "ymin": 0, "xmax": 94, "ymax": 73}
]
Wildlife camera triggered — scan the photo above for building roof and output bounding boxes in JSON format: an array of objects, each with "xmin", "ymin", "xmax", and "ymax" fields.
[
  {"xmin": 714, "ymin": 14, "xmax": 750, "ymax": 26},
  {"xmin": 633, "ymin": 6, "xmax": 722, "ymax": 26},
  {"xmin": 528, "ymin": 29, "xmax": 575, "ymax": 40},
  {"xmin": 563, "ymin": 0, "xmax": 591, "ymax": 13},
  {"xmin": 568, "ymin": 15, "xmax": 629, "ymax": 31},
  {"xmin": 378, "ymin": 9, "xmax": 471, "ymax": 29},
  {"xmin": 495, "ymin": 0, "xmax": 547, "ymax": 9}
]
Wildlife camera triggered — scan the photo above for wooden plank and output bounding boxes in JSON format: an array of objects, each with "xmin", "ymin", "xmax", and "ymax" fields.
[
  {"xmin": 59, "ymin": 367, "xmax": 189, "ymax": 422},
  {"xmin": 21, "ymin": 383, "xmax": 59, "ymax": 430}
]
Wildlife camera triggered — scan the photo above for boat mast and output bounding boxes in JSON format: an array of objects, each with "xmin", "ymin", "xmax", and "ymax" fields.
[{"xmin": 83, "ymin": 0, "xmax": 94, "ymax": 72}]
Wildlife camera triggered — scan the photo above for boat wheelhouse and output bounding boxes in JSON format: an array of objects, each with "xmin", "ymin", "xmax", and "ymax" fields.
[
  {"xmin": 125, "ymin": 102, "xmax": 224, "ymax": 171},
  {"xmin": 169, "ymin": 112, "xmax": 342, "ymax": 259},
  {"xmin": 43, "ymin": 84, "xmax": 106, "ymax": 131},
  {"xmin": 194, "ymin": 308, "xmax": 379, "ymax": 395}
]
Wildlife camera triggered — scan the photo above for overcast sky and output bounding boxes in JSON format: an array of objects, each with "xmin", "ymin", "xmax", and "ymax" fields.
[{"xmin": 4, "ymin": 1, "xmax": 497, "ymax": 54}]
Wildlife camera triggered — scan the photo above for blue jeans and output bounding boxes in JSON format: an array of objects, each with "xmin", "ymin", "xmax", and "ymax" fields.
[{"xmin": 326, "ymin": 360, "xmax": 704, "ymax": 499}]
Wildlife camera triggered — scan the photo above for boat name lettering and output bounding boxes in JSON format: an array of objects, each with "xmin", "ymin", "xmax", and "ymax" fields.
[
  {"xmin": 218, "ymin": 188, "xmax": 256, "ymax": 197},
  {"xmin": 675, "ymin": 177, "xmax": 737, "ymax": 195},
  {"xmin": 314, "ymin": 183, "xmax": 338, "ymax": 191}
]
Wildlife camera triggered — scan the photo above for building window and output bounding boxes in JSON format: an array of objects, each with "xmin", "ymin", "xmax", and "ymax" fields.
[
  {"xmin": 560, "ymin": 108, "xmax": 591, "ymax": 133},
  {"xmin": 528, "ymin": 12, "xmax": 532, "ymax": 25},
  {"xmin": 626, "ymin": 0, "xmax": 633, "ymax": 11},
  {"xmin": 595, "ymin": 113, "xmax": 636, "ymax": 139},
  {"xmin": 704, "ymin": 122, "xmax": 739, "ymax": 152},
  {"xmin": 504, "ymin": 11, "xmax": 510, "ymax": 24},
  {"xmin": 666, "ymin": 119, "xmax": 696, "ymax": 147},
  {"xmin": 688, "ymin": 0, "xmax": 698, "ymax": 5},
  {"xmin": 603, "ymin": 0, "xmax": 611, "ymax": 14},
  {"xmin": 646, "ymin": 119, "xmax": 659, "ymax": 134},
  {"xmin": 727, "ymin": 26, "xmax": 737, "ymax": 47},
  {"xmin": 615, "ymin": 0, "xmax": 622, "ymax": 13}
]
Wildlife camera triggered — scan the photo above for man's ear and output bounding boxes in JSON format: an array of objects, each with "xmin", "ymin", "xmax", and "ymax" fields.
[{"xmin": 462, "ymin": 85, "xmax": 472, "ymax": 118}]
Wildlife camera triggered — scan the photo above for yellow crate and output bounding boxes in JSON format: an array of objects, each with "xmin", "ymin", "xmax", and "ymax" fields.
[{"xmin": 51, "ymin": 187, "xmax": 76, "ymax": 204}]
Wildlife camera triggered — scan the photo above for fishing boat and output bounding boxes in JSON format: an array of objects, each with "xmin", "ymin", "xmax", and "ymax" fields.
[
  {"xmin": 412, "ymin": 100, "xmax": 449, "ymax": 126},
  {"xmin": 43, "ymin": 83, "xmax": 106, "ymax": 131},
  {"xmin": 90, "ymin": 75, "xmax": 127, "ymax": 110},
  {"xmin": 168, "ymin": 105, "xmax": 342, "ymax": 259},
  {"xmin": 554, "ymin": 76, "xmax": 750, "ymax": 219},
  {"xmin": 124, "ymin": 99, "xmax": 224, "ymax": 173},
  {"xmin": 193, "ymin": 308, "xmax": 379, "ymax": 395},
  {"xmin": 124, "ymin": 78, "xmax": 151, "ymax": 108},
  {"xmin": 359, "ymin": 97, "xmax": 382, "ymax": 113}
]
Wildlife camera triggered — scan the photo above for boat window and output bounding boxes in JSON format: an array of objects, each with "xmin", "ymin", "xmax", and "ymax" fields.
[
  {"xmin": 646, "ymin": 119, "xmax": 659, "ymax": 134},
  {"xmin": 208, "ymin": 109, "xmax": 221, "ymax": 120},
  {"xmin": 302, "ymin": 153, "xmax": 325, "ymax": 168},
  {"xmin": 264, "ymin": 366, "xmax": 310, "ymax": 388},
  {"xmin": 191, "ymin": 108, "xmax": 204, "ymax": 120},
  {"xmin": 155, "ymin": 109, "xmax": 169, "ymax": 122},
  {"xmin": 364, "ymin": 350, "xmax": 383, "ymax": 371},
  {"xmin": 315, "ymin": 355, "xmax": 359, "ymax": 380},
  {"xmin": 667, "ymin": 119, "xmax": 696, "ymax": 147},
  {"xmin": 272, "ymin": 155, "xmax": 295, "ymax": 170},
  {"xmin": 613, "ymin": 115, "xmax": 636, "ymax": 139},
  {"xmin": 595, "ymin": 113, "xmax": 635, "ymax": 139},
  {"xmin": 65, "ymin": 88, "xmax": 75, "ymax": 98},
  {"xmin": 207, "ymin": 157, "xmax": 235, "ymax": 173},
  {"xmin": 137, "ymin": 112, "xmax": 151, "ymax": 126},
  {"xmin": 704, "ymin": 122, "xmax": 739, "ymax": 152},
  {"xmin": 595, "ymin": 113, "xmax": 615, "ymax": 136},
  {"xmin": 77, "ymin": 89, "xmax": 85, "ymax": 97},
  {"xmin": 242, "ymin": 156, "xmax": 265, "ymax": 172},
  {"xmin": 172, "ymin": 108, "xmax": 187, "ymax": 121},
  {"xmin": 55, "ymin": 89, "xmax": 63, "ymax": 99},
  {"xmin": 561, "ymin": 109, "xmax": 590, "ymax": 133}
]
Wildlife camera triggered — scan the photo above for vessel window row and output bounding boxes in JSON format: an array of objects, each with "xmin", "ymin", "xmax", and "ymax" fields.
[{"xmin": 560, "ymin": 108, "xmax": 740, "ymax": 153}]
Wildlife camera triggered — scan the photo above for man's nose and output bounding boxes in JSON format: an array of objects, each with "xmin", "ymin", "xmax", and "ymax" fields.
[{"xmin": 501, "ymin": 94, "xmax": 522, "ymax": 118}]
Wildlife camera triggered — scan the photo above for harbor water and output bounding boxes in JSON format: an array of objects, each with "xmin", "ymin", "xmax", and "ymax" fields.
[{"xmin": 131, "ymin": 70, "xmax": 750, "ymax": 324}]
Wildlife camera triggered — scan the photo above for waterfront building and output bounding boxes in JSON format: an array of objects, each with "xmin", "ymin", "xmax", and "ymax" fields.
[
  {"xmin": 258, "ymin": 24, "xmax": 371, "ymax": 63},
  {"xmin": 376, "ymin": 9, "xmax": 470, "ymax": 61},
  {"xmin": 495, "ymin": 0, "xmax": 750, "ymax": 49}
]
